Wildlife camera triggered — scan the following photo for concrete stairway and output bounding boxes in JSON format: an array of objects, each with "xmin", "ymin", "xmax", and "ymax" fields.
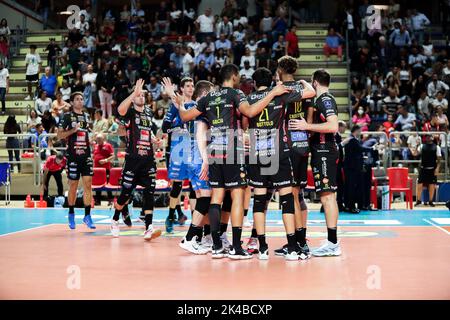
[{"xmin": 295, "ymin": 24, "xmax": 350, "ymax": 122}]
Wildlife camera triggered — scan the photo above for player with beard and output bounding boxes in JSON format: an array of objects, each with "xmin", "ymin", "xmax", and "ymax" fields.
[
  {"xmin": 175, "ymin": 64, "xmax": 291, "ymax": 260},
  {"xmin": 289, "ymin": 69, "xmax": 341, "ymax": 256},
  {"xmin": 246, "ymin": 67, "xmax": 315, "ymax": 260},
  {"xmin": 110, "ymin": 79, "xmax": 162, "ymax": 241},
  {"xmin": 57, "ymin": 92, "xmax": 96, "ymax": 230}
]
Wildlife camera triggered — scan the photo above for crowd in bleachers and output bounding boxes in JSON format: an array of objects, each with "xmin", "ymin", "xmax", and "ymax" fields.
[{"xmin": 331, "ymin": 1, "xmax": 450, "ymax": 168}]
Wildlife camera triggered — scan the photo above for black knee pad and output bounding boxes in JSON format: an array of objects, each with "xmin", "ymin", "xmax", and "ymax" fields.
[
  {"xmin": 117, "ymin": 189, "xmax": 132, "ymax": 206},
  {"xmin": 170, "ymin": 181, "xmax": 183, "ymax": 198},
  {"xmin": 280, "ymin": 193, "xmax": 295, "ymax": 214},
  {"xmin": 143, "ymin": 188, "xmax": 154, "ymax": 212},
  {"xmin": 222, "ymin": 191, "xmax": 232, "ymax": 212},
  {"xmin": 298, "ymin": 192, "xmax": 307, "ymax": 211},
  {"xmin": 195, "ymin": 196, "xmax": 211, "ymax": 215},
  {"xmin": 253, "ymin": 194, "xmax": 267, "ymax": 213}
]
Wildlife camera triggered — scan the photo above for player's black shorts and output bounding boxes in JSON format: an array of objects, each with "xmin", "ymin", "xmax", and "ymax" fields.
[
  {"xmin": 290, "ymin": 151, "xmax": 309, "ymax": 189},
  {"xmin": 121, "ymin": 155, "xmax": 156, "ymax": 190},
  {"xmin": 310, "ymin": 144, "xmax": 338, "ymax": 194},
  {"xmin": 67, "ymin": 156, "xmax": 93, "ymax": 180},
  {"xmin": 209, "ymin": 162, "xmax": 247, "ymax": 189},
  {"xmin": 418, "ymin": 167, "xmax": 437, "ymax": 185},
  {"xmin": 26, "ymin": 74, "xmax": 39, "ymax": 82},
  {"xmin": 248, "ymin": 156, "xmax": 293, "ymax": 189}
]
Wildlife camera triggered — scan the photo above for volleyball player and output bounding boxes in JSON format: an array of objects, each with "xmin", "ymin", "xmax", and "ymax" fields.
[
  {"xmin": 57, "ymin": 92, "xmax": 95, "ymax": 230},
  {"xmin": 274, "ymin": 55, "xmax": 315, "ymax": 257},
  {"xmin": 289, "ymin": 69, "xmax": 341, "ymax": 256},
  {"xmin": 175, "ymin": 64, "xmax": 290, "ymax": 259},
  {"xmin": 246, "ymin": 66, "xmax": 315, "ymax": 260},
  {"xmin": 110, "ymin": 79, "xmax": 162, "ymax": 241}
]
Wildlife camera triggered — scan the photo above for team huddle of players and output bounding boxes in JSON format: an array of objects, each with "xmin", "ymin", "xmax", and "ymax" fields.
[{"xmin": 58, "ymin": 55, "xmax": 341, "ymax": 261}]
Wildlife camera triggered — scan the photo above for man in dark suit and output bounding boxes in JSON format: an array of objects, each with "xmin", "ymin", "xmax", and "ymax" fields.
[
  {"xmin": 343, "ymin": 125, "xmax": 364, "ymax": 213},
  {"xmin": 336, "ymin": 121, "xmax": 347, "ymax": 211}
]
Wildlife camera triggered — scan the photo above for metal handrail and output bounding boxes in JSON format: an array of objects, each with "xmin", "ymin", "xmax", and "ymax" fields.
[{"xmin": 388, "ymin": 131, "xmax": 449, "ymax": 181}]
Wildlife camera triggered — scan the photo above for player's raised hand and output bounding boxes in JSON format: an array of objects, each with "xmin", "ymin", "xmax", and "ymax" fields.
[
  {"xmin": 173, "ymin": 93, "xmax": 185, "ymax": 109},
  {"xmin": 271, "ymin": 83, "xmax": 291, "ymax": 97},
  {"xmin": 162, "ymin": 77, "xmax": 175, "ymax": 97},
  {"xmin": 288, "ymin": 118, "xmax": 308, "ymax": 131},
  {"xmin": 133, "ymin": 79, "xmax": 145, "ymax": 98}
]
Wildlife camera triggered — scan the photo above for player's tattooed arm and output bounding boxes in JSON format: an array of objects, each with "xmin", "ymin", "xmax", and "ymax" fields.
[
  {"xmin": 299, "ymin": 80, "xmax": 316, "ymax": 99},
  {"xmin": 173, "ymin": 93, "xmax": 202, "ymax": 122},
  {"xmin": 239, "ymin": 84, "xmax": 291, "ymax": 117},
  {"xmin": 118, "ymin": 78, "xmax": 145, "ymax": 116}
]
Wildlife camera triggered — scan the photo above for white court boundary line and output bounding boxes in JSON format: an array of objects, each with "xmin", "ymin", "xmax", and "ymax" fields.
[
  {"xmin": 423, "ymin": 219, "xmax": 450, "ymax": 235},
  {"xmin": 0, "ymin": 224, "xmax": 56, "ymax": 237}
]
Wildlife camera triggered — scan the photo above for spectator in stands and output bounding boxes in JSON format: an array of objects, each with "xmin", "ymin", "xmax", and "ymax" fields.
[
  {"xmin": 215, "ymin": 34, "xmax": 232, "ymax": 52},
  {"xmin": 51, "ymin": 92, "xmax": 70, "ymax": 123},
  {"xmin": 35, "ymin": 90, "xmax": 52, "ymax": 117},
  {"xmin": 411, "ymin": 9, "xmax": 430, "ymax": 45},
  {"xmin": 93, "ymin": 133, "xmax": 114, "ymax": 205},
  {"xmin": 382, "ymin": 88, "xmax": 402, "ymax": 117},
  {"xmin": 60, "ymin": 58, "xmax": 74, "ymax": 81},
  {"xmin": 59, "ymin": 80, "xmax": 71, "ymax": 102},
  {"xmin": 285, "ymin": 25, "xmax": 299, "ymax": 58},
  {"xmin": 93, "ymin": 110, "xmax": 109, "ymax": 134},
  {"xmin": 151, "ymin": 48, "xmax": 169, "ymax": 73},
  {"xmin": 145, "ymin": 92, "xmax": 157, "ymax": 112},
  {"xmin": 0, "ymin": 19, "xmax": 11, "ymax": 39},
  {"xmin": 416, "ymin": 134, "xmax": 442, "ymax": 206},
  {"xmin": 389, "ymin": 24, "xmax": 412, "ymax": 49},
  {"xmin": 272, "ymin": 34, "xmax": 286, "ymax": 60},
  {"xmin": 431, "ymin": 105, "xmax": 449, "ymax": 130},
  {"xmin": 232, "ymin": 23, "xmax": 246, "ymax": 43},
  {"xmin": 350, "ymin": 45, "xmax": 369, "ymax": 75},
  {"xmin": 169, "ymin": 2, "xmax": 182, "ymax": 34},
  {"xmin": 443, "ymin": 59, "xmax": 450, "ymax": 77},
  {"xmin": 352, "ymin": 107, "xmax": 371, "ymax": 132},
  {"xmin": 97, "ymin": 63, "xmax": 115, "ymax": 119},
  {"xmin": 0, "ymin": 60, "xmax": 8, "ymax": 115},
  {"xmin": 366, "ymin": 73, "xmax": 384, "ymax": 114},
  {"xmin": 24, "ymin": 45, "xmax": 42, "ymax": 101},
  {"xmin": 256, "ymin": 46, "xmax": 270, "ymax": 69},
  {"xmin": 259, "ymin": 9, "xmax": 273, "ymax": 34},
  {"xmin": 216, "ymin": 16, "xmax": 233, "ymax": 38},
  {"xmin": 112, "ymin": 70, "xmax": 131, "ymax": 107},
  {"xmin": 271, "ymin": 10, "xmax": 288, "ymax": 39},
  {"xmin": 239, "ymin": 60, "xmax": 255, "ymax": 79},
  {"xmin": 27, "ymin": 109, "xmax": 41, "ymax": 133},
  {"xmin": 395, "ymin": 105, "xmax": 416, "ymax": 131},
  {"xmin": 193, "ymin": 60, "xmax": 211, "ymax": 82},
  {"xmin": 156, "ymin": 92, "xmax": 172, "ymax": 111},
  {"xmin": 41, "ymin": 110, "xmax": 56, "ymax": 134},
  {"xmin": 67, "ymin": 42, "xmax": 81, "ymax": 74},
  {"xmin": 427, "ymin": 73, "xmax": 449, "ymax": 98},
  {"xmin": 195, "ymin": 47, "xmax": 215, "ymax": 70},
  {"xmin": 42, "ymin": 152, "xmax": 66, "ymax": 200},
  {"xmin": 169, "ymin": 46, "xmax": 183, "ymax": 71},
  {"xmin": 406, "ymin": 131, "xmax": 422, "ymax": 160},
  {"xmin": 323, "ymin": 27, "xmax": 344, "ymax": 62},
  {"xmin": 408, "ymin": 46, "xmax": 427, "ymax": 79},
  {"xmin": 233, "ymin": 10, "xmax": 248, "ymax": 28},
  {"xmin": 181, "ymin": 46, "xmax": 194, "ymax": 77},
  {"xmin": 4, "ymin": 115, "xmax": 21, "ymax": 172},
  {"xmin": 75, "ymin": 14, "xmax": 90, "ymax": 35},
  {"xmin": 152, "ymin": 107, "xmax": 165, "ymax": 131},
  {"xmin": 188, "ymin": 35, "xmax": 202, "ymax": 57},
  {"xmin": 240, "ymin": 47, "xmax": 256, "ymax": 69},
  {"xmin": 39, "ymin": 67, "xmax": 57, "ymax": 100},
  {"xmin": 196, "ymin": 8, "xmax": 215, "ymax": 42},
  {"xmin": 155, "ymin": 1, "xmax": 170, "ymax": 35},
  {"xmin": 44, "ymin": 38, "xmax": 61, "ymax": 75},
  {"xmin": 183, "ymin": 7, "xmax": 196, "ymax": 35},
  {"xmin": 147, "ymin": 76, "xmax": 162, "ymax": 101},
  {"xmin": 431, "ymin": 91, "xmax": 449, "ymax": 113},
  {"xmin": 417, "ymin": 90, "xmax": 432, "ymax": 119}
]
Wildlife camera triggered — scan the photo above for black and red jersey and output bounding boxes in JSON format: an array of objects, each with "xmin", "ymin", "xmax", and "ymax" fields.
[
  {"xmin": 59, "ymin": 111, "xmax": 92, "ymax": 158},
  {"xmin": 284, "ymin": 81, "xmax": 312, "ymax": 156},
  {"xmin": 310, "ymin": 92, "xmax": 338, "ymax": 147},
  {"xmin": 246, "ymin": 85, "xmax": 303, "ymax": 161},
  {"xmin": 196, "ymin": 87, "xmax": 247, "ymax": 161},
  {"xmin": 120, "ymin": 105, "xmax": 155, "ymax": 159}
]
